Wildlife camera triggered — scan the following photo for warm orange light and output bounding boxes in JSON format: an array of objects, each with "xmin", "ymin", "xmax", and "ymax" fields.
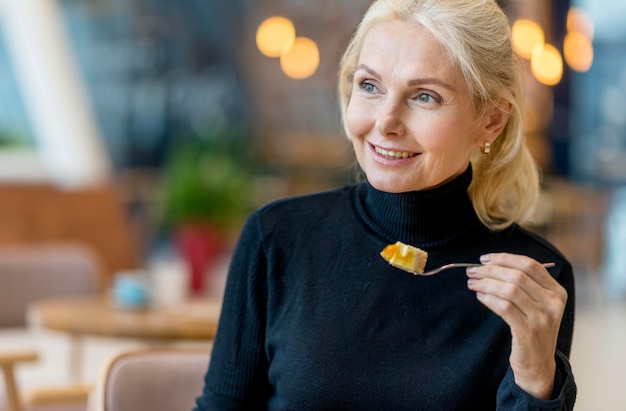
[
  {"xmin": 567, "ymin": 7, "xmax": 594, "ymax": 41},
  {"xmin": 564, "ymin": 31, "xmax": 594, "ymax": 72},
  {"xmin": 280, "ymin": 37, "xmax": 319, "ymax": 80},
  {"xmin": 531, "ymin": 44, "xmax": 563, "ymax": 86},
  {"xmin": 512, "ymin": 19, "xmax": 545, "ymax": 59},
  {"xmin": 256, "ymin": 17, "xmax": 296, "ymax": 58}
]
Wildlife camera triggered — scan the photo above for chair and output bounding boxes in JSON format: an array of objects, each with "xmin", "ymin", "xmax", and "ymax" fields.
[
  {"xmin": 88, "ymin": 347, "xmax": 210, "ymax": 411},
  {"xmin": 0, "ymin": 243, "xmax": 103, "ymax": 411}
]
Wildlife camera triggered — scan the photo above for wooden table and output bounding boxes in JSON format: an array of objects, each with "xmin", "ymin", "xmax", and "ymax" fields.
[
  {"xmin": 27, "ymin": 295, "xmax": 222, "ymax": 381},
  {"xmin": 28, "ymin": 295, "xmax": 222, "ymax": 341}
]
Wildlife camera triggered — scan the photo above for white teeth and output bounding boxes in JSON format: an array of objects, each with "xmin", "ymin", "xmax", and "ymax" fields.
[{"xmin": 375, "ymin": 147, "xmax": 416, "ymax": 159}]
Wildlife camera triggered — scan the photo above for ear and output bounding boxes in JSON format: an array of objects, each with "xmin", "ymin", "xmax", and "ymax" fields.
[{"xmin": 480, "ymin": 100, "xmax": 511, "ymax": 145}]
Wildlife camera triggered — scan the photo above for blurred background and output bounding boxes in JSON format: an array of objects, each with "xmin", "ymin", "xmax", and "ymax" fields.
[{"xmin": 0, "ymin": 0, "xmax": 624, "ymax": 409}]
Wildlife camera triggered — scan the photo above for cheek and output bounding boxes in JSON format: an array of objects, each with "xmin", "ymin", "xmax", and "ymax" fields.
[
  {"xmin": 345, "ymin": 100, "xmax": 372, "ymax": 139},
  {"xmin": 424, "ymin": 121, "xmax": 473, "ymax": 152}
]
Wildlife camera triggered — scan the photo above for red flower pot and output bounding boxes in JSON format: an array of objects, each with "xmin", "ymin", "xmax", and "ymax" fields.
[{"xmin": 174, "ymin": 224, "xmax": 224, "ymax": 294}]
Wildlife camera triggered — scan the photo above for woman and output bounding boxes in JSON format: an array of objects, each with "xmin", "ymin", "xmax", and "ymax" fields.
[{"xmin": 194, "ymin": 0, "xmax": 576, "ymax": 409}]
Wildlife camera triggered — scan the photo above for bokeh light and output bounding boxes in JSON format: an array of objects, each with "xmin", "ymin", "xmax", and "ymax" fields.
[
  {"xmin": 564, "ymin": 31, "xmax": 594, "ymax": 73},
  {"xmin": 567, "ymin": 7, "xmax": 594, "ymax": 41},
  {"xmin": 256, "ymin": 16, "xmax": 296, "ymax": 58},
  {"xmin": 512, "ymin": 19, "xmax": 545, "ymax": 60},
  {"xmin": 279, "ymin": 37, "xmax": 319, "ymax": 80},
  {"xmin": 531, "ymin": 44, "xmax": 563, "ymax": 86}
]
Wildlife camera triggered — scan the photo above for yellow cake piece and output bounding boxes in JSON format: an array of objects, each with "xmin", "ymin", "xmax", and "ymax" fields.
[{"xmin": 380, "ymin": 241, "xmax": 428, "ymax": 274}]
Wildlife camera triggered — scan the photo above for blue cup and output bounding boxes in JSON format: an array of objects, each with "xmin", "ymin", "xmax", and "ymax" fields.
[{"xmin": 113, "ymin": 271, "xmax": 150, "ymax": 308}]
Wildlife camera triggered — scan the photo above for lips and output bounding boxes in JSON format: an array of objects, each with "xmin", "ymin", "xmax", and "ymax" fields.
[{"xmin": 373, "ymin": 145, "xmax": 417, "ymax": 160}]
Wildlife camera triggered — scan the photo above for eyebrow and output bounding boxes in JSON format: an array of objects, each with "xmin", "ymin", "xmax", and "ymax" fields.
[{"xmin": 356, "ymin": 63, "xmax": 457, "ymax": 91}]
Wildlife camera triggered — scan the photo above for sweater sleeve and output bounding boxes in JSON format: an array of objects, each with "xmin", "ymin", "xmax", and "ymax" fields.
[
  {"xmin": 194, "ymin": 211, "xmax": 271, "ymax": 410},
  {"xmin": 495, "ymin": 262, "xmax": 577, "ymax": 410},
  {"xmin": 496, "ymin": 351, "xmax": 576, "ymax": 410}
]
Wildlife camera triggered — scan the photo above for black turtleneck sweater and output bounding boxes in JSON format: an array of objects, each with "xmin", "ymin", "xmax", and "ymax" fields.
[{"xmin": 194, "ymin": 168, "xmax": 576, "ymax": 410}]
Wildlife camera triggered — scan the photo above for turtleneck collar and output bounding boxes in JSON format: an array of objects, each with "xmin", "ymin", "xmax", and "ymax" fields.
[{"xmin": 353, "ymin": 166, "xmax": 481, "ymax": 248}]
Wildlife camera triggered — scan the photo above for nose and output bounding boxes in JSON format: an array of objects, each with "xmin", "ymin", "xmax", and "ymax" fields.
[{"xmin": 375, "ymin": 99, "xmax": 406, "ymax": 137}]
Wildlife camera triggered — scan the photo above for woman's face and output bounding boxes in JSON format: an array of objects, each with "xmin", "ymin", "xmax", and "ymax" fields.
[{"xmin": 346, "ymin": 20, "xmax": 488, "ymax": 193}]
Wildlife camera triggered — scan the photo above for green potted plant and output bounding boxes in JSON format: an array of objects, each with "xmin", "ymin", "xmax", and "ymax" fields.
[{"xmin": 159, "ymin": 127, "xmax": 256, "ymax": 294}]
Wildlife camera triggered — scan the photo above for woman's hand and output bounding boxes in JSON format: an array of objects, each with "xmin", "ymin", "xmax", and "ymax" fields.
[{"xmin": 466, "ymin": 253, "xmax": 568, "ymax": 400}]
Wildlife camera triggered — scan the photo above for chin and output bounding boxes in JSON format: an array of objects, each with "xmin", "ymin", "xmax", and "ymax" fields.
[{"xmin": 367, "ymin": 177, "xmax": 414, "ymax": 193}]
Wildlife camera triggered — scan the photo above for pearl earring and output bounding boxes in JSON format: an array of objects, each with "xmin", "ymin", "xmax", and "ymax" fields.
[{"xmin": 481, "ymin": 142, "xmax": 491, "ymax": 154}]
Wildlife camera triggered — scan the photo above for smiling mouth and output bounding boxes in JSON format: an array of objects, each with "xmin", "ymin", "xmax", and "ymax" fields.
[{"xmin": 374, "ymin": 146, "xmax": 417, "ymax": 160}]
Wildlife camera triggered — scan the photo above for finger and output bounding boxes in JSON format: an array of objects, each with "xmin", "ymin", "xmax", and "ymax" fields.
[
  {"xmin": 468, "ymin": 276, "xmax": 538, "ymax": 319},
  {"xmin": 480, "ymin": 253, "xmax": 560, "ymax": 291},
  {"xmin": 468, "ymin": 273, "xmax": 567, "ymax": 332},
  {"xmin": 467, "ymin": 264, "xmax": 550, "ymax": 304},
  {"xmin": 471, "ymin": 286, "xmax": 528, "ymax": 330}
]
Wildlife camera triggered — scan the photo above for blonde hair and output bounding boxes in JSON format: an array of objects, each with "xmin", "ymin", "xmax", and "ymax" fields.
[{"xmin": 338, "ymin": 0, "xmax": 539, "ymax": 231}]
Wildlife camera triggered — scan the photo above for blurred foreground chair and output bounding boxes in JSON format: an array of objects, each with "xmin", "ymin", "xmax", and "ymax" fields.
[
  {"xmin": 0, "ymin": 243, "xmax": 103, "ymax": 411},
  {"xmin": 88, "ymin": 348, "xmax": 210, "ymax": 411}
]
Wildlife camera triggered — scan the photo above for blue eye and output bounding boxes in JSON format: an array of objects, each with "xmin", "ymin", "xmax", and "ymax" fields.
[
  {"xmin": 360, "ymin": 81, "xmax": 378, "ymax": 94},
  {"xmin": 417, "ymin": 93, "xmax": 436, "ymax": 103}
]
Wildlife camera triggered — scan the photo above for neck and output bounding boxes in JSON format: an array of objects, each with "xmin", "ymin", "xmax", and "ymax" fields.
[{"xmin": 354, "ymin": 166, "xmax": 480, "ymax": 247}]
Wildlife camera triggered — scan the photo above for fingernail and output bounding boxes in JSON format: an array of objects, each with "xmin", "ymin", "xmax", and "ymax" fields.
[
  {"xmin": 467, "ymin": 279, "xmax": 477, "ymax": 287},
  {"xmin": 467, "ymin": 267, "xmax": 477, "ymax": 276},
  {"xmin": 479, "ymin": 255, "xmax": 491, "ymax": 264}
]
